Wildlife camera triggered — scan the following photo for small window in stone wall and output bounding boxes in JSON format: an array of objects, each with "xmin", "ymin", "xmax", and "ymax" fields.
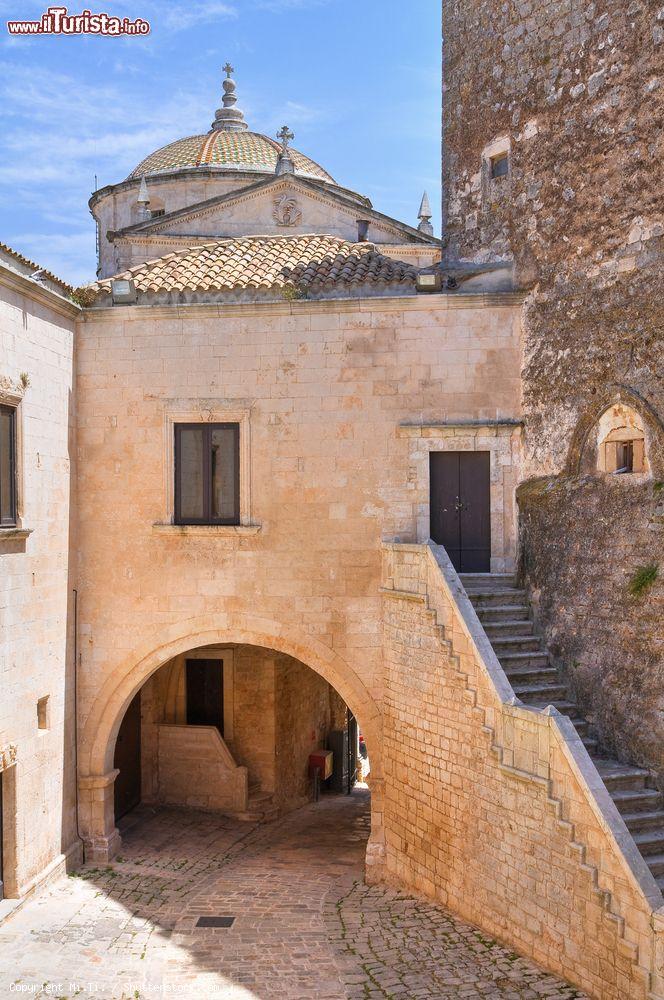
[
  {"xmin": 490, "ymin": 152, "xmax": 509, "ymax": 179},
  {"xmin": 595, "ymin": 404, "xmax": 648, "ymax": 475},
  {"xmin": 37, "ymin": 696, "xmax": 50, "ymax": 731}
]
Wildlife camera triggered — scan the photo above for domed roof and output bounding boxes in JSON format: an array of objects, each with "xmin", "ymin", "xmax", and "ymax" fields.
[
  {"xmin": 128, "ymin": 130, "xmax": 335, "ymax": 183},
  {"xmin": 127, "ymin": 65, "xmax": 335, "ymax": 185}
]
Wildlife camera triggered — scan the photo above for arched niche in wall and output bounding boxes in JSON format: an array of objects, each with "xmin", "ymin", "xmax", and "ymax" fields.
[
  {"xmin": 586, "ymin": 403, "xmax": 648, "ymax": 475},
  {"xmin": 566, "ymin": 386, "xmax": 664, "ymax": 479}
]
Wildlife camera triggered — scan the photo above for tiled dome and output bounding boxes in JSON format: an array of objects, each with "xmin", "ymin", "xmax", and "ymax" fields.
[{"xmin": 128, "ymin": 130, "xmax": 335, "ymax": 183}]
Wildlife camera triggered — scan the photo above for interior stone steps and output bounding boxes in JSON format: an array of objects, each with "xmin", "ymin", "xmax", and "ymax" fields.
[{"xmin": 460, "ymin": 571, "xmax": 664, "ymax": 895}]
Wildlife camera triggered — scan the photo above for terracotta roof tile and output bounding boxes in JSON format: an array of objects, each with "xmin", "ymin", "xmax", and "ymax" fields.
[
  {"xmin": 0, "ymin": 241, "xmax": 72, "ymax": 294},
  {"xmin": 94, "ymin": 236, "xmax": 417, "ymax": 301},
  {"xmin": 129, "ymin": 131, "xmax": 334, "ymax": 184}
]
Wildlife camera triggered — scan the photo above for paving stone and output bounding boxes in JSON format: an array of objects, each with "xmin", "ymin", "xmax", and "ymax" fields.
[{"xmin": 0, "ymin": 790, "xmax": 586, "ymax": 999}]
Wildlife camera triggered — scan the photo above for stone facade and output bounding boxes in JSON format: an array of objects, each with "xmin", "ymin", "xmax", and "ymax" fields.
[
  {"xmin": 0, "ymin": 252, "xmax": 81, "ymax": 902},
  {"xmin": 381, "ymin": 542, "xmax": 664, "ymax": 999},
  {"xmin": 443, "ymin": 0, "xmax": 664, "ymax": 780},
  {"xmin": 74, "ymin": 292, "xmax": 523, "ymax": 858}
]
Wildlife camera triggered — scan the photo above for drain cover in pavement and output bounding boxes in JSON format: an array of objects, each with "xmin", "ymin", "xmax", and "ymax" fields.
[{"xmin": 196, "ymin": 916, "xmax": 235, "ymax": 928}]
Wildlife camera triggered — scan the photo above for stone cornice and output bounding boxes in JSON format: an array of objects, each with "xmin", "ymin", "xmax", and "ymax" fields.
[
  {"xmin": 0, "ymin": 265, "xmax": 79, "ymax": 319},
  {"xmin": 80, "ymin": 290, "xmax": 526, "ymax": 323}
]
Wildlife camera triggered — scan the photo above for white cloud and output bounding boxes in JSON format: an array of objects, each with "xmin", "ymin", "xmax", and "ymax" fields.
[{"xmin": 160, "ymin": 1, "xmax": 237, "ymax": 30}]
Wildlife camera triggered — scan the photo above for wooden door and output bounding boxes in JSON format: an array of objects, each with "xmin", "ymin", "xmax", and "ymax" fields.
[
  {"xmin": 430, "ymin": 451, "xmax": 491, "ymax": 572},
  {"xmin": 186, "ymin": 659, "xmax": 224, "ymax": 733},
  {"xmin": 113, "ymin": 692, "xmax": 142, "ymax": 821}
]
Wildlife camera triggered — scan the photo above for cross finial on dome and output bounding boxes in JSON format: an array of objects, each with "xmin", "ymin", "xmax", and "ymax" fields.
[
  {"xmin": 277, "ymin": 125, "xmax": 294, "ymax": 153},
  {"xmin": 275, "ymin": 125, "xmax": 295, "ymax": 175},
  {"xmin": 211, "ymin": 63, "xmax": 248, "ymax": 132}
]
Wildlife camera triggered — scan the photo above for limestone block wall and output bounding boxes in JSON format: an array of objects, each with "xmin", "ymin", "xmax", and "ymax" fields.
[
  {"xmin": 75, "ymin": 291, "xmax": 523, "ymax": 862},
  {"xmin": 0, "ymin": 268, "xmax": 80, "ymax": 897},
  {"xmin": 156, "ymin": 724, "xmax": 248, "ymax": 812},
  {"xmin": 380, "ymin": 541, "xmax": 664, "ymax": 1000},
  {"xmin": 274, "ymin": 654, "xmax": 339, "ymax": 809}
]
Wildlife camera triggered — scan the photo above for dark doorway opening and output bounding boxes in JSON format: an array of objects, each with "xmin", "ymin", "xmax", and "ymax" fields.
[
  {"xmin": 186, "ymin": 658, "xmax": 224, "ymax": 733},
  {"xmin": 114, "ymin": 691, "xmax": 142, "ymax": 821},
  {"xmin": 430, "ymin": 451, "xmax": 491, "ymax": 572}
]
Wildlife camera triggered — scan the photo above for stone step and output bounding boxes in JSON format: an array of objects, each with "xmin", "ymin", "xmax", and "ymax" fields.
[
  {"xmin": 593, "ymin": 759, "xmax": 651, "ymax": 792},
  {"xmin": 513, "ymin": 682, "xmax": 569, "ymax": 705},
  {"xmin": 491, "ymin": 635, "xmax": 542, "ymax": 654},
  {"xmin": 501, "ymin": 664, "xmax": 560, "ymax": 686},
  {"xmin": 530, "ymin": 700, "xmax": 579, "ymax": 718},
  {"xmin": 623, "ymin": 810, "xmax": 664, "ymax": 835},
  {"xmin": 611, "ymin": 788, "xmax": 664, "ymax": 815},
  {"xmin": 476, "ymin": 604, "xmax": 531, "ymax": 623},
  {"xmin": 483, "ymin": 620, "xmax": 536, "ymax": 638},
  {"xmin": 237, "ymin": 790, "xmax": 278, "ymax": 823},
  {"xmin": 582, "ymin": 736, "xmax": 599, "ymax": 754},
  {"xmin": 459, "ymin": 573, "xmax": 516, "ymax": 591},
  {"xmin": 497, "ymin": 651, "xmax": 550, "ymax": 670},
  {"xmin": 466, "ymin": 588, "xmax": 527, "ymax": 608},
  {"xmin": 633, "ymin": 830, "xmax": 664, "ymax": 858},
  {"xmin": 645, "ymin": 853, "xmax": 664, "ymax": 878},
  {"xmin": 570, "ymin": 717, "xmax": 591, "ymax": 738}
]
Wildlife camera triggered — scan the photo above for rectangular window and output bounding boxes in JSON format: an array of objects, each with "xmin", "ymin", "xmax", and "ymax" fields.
[
  {"xmin": 490, "ymin": 152, "xmax": 509, "ymax": 179},
  {"xmin": 174, "ymin": 423, "xmax": 239, "ymax": 525},
  {"xmin": 0, "ymin": 404, "xmax": 17, "ymax": 527}
]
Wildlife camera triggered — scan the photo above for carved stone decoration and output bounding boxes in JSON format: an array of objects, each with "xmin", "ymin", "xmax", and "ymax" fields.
[
  {"xmin": 0, "ymin": 744, "xmax": 18, "ymax": 772},
  {"xmin": 273, "ymin": 195, "xmax": 302, "ymax": 227}
]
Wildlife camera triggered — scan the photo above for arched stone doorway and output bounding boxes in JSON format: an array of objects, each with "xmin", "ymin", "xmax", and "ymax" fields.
[{"xmin": 78, "ymin": 617, "xmax": 384, "ymax": 874}]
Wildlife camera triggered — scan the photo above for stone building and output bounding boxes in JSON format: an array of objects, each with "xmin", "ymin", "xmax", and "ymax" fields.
[
  {"xmin": 0, "ymin": 244, "xmax": 80, "ymax": 908},
  {"xmin": 1, "ymin": 43, "xmax": 664, "ymax": 1000},
  {"xmin": 442, "ymin": 0, "xmax": 664, "ymax": 780}
]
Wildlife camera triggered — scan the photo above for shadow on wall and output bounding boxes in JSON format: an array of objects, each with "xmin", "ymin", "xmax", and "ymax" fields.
[{"xmin": 517, "ymin": 389, "xmax": 664, "ymax": 786}]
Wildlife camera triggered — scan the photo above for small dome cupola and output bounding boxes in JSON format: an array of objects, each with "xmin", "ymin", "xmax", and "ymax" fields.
[
  {"xmin": 210, "ymin": 63, "xmax": 248, "ymax": 133},
  {"xmin": 126, "ymin": 64, "xmax": 336, "ymax": 184}
]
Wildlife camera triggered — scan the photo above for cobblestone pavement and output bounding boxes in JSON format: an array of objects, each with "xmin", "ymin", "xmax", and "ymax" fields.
[{"xmin": 0, "ymin": 789, "xmax": 586, "ymax": 999}]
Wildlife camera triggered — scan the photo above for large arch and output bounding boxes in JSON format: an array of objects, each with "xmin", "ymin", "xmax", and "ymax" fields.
[{"xmin": 77, "ymin": 612, "xmax": 384, "ymax": 867}]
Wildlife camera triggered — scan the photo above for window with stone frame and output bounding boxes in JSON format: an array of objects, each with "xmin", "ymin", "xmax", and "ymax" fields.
[
  {"xmin": 595, "ymin": 404, "xmax": 648, "ymax": 475},
  {"xmin": 0, "ymin": 403, "xmax": 17, "ymax": 526},
  {"xmin": 174, "ymin": 422, "xmax": 240, "ymax": 525}
]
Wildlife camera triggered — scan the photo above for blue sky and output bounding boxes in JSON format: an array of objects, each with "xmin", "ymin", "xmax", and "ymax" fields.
[{"xmin": 0, "ymin": 0, "xmax": 441, "ymax": 285}]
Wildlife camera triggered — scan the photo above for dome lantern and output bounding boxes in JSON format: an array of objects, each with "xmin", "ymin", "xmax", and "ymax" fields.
[{"xmin": 211, "ymin": 63, "xmax": 248, "ymax": 133}]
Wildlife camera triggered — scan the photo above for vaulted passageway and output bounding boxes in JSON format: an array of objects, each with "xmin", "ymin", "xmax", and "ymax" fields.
[{"xmin": 110, "ymin": 641, "xmax": 370, "ymax": 833}]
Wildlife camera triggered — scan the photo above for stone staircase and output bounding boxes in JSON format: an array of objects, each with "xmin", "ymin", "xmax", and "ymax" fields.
[
  {"xmin": 460, "ymin": 572, "xmax": 664, "ymax": 893},
  {"xmin": 236, "ymin": 783, "xmax": 279, "ymax": 823}
]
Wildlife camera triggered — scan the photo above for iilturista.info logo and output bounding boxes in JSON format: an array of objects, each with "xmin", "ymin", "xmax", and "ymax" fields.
[{"xmin": 7, "ymin": 5, "xmax": 150, "ymax": 35}]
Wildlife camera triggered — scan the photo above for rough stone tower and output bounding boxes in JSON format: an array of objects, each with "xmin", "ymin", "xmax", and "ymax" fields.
[{"xmin": 442, "ymin": 0, "xmax": 664, "ymax": 779}]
